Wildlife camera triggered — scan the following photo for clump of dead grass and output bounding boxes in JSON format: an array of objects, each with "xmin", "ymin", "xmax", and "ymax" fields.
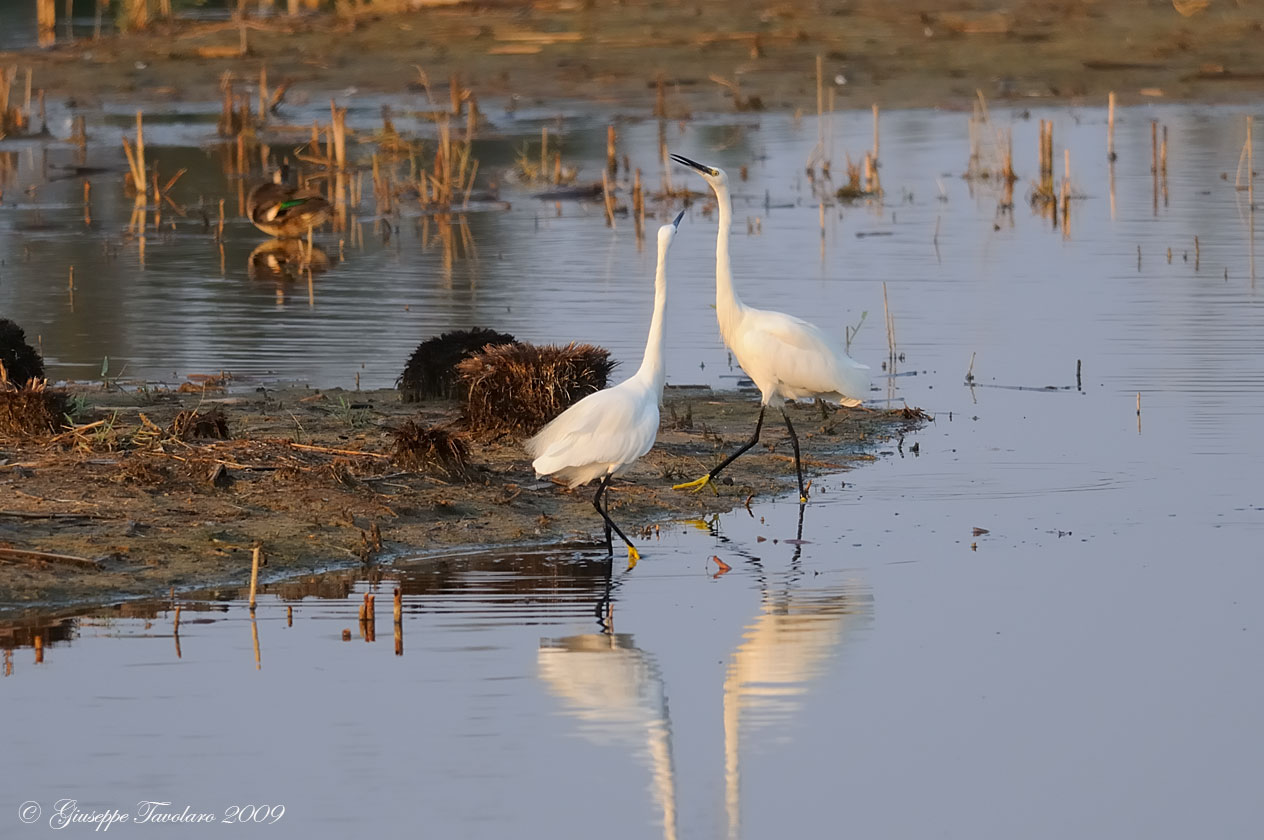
[
  {"xmin": 170, "ymin": 407, "xmax": 231, "ymax": 440},
  {"xmin": 0, "ymin": 380, "xmax": 69, "ymax": 439},
  {"xmin": 398, "ymin": 328, "xmax": 518, "ymax": 402},
  {"xmin": 0, "ymin": 318, "xmax": 45, "ymax": 387},
  {"xmin": 391, "ymin": 419, "xmax": 472, "ymax": 479},
  {"xmin": 456, "ymin": 342, "xmax": 614, "ymax": 436}
]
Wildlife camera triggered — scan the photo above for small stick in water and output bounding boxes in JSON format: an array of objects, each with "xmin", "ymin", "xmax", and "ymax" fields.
[
  {"xmin": 1107, "ymin": 91, "xmax": 1116, "ymax": 161},
  {"xmin": 248, "ymin": 545, "xmax": 262, "ymax": 611},
  {"xmin": 606, "ymin": 124, "xmax": 617, "ymax": 178},
  {"xmin": 1076, "ymin": 359, "xmax": 1082, "ymax": 390},
  {"xmin": 872, "ymin": 103, "xmax": 880, "ymax": 162}
]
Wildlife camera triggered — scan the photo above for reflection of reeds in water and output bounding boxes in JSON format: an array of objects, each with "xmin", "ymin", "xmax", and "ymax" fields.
[
  {"xmin": 964, "ymin": 91, "xmax": 1017, "ymax": 220},
  {"xmin": 539, "ymin": 634, "xmax": 678, "ymax": 840},
  {"xmin": 722, "ymin": 583, "xmax": 867, "ymax": 840},
  {"xmin": 0, "ymin": 67, "xmax": 30, "ymax": 138}
]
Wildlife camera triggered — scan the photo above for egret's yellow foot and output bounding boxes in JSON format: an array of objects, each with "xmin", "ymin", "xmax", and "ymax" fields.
[
  {"xmin": 799, "ymin": 495, "xmax": 808, "ymax": 504},
  {"xmin": 673, "ymin": 474, "xmax": 718, "ymax": 494},
  {"xmin": 626, "ymin": 545, "xmax": 640, "ymax": 570}
]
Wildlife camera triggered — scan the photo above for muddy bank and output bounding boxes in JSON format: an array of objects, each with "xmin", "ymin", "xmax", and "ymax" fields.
[
  {"xmin": 0, "ymin": 382, "xmax": 926, "ymax": 617},
  {"xmin": 3, "ymin": 0, "xmax": 1262, "ymax": 116}
]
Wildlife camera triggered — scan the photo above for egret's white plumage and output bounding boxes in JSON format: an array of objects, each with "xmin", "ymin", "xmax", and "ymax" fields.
[
  {"xmin": 526, "ymin": 212, "xmax": 683, "ymax": 561},
  {"xmin": 670, "ymin": 154, "xmax": 870, "ymax": 501}
]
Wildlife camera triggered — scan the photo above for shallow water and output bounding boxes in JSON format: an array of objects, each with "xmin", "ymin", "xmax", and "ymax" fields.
[{"xmin": 4, "ymin": 101, "xmax": 1264, "ymax": 837}]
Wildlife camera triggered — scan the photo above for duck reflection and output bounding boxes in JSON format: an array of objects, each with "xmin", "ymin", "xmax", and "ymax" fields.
[
  {"xmin": 247, "ymin": 239, "xmax": 331, "ymax": 283},
  {"xmin": 538, "ymin": 627, "xmax": 678, "ymax": 840}
]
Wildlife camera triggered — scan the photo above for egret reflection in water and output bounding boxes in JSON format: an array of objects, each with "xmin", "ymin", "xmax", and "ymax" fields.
[
  {"xmin": 538, "ymin": 630, "xmax": 678, "ymax": 840},
  {"xmin": 700, "ymin": 504, "xmax": 872, "ymax": 839},
  {"xmin": 722, "ymin": 578, "xmax": 868, "ymax": 839}
]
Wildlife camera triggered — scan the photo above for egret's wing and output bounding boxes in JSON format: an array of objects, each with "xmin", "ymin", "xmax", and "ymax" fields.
[
  {"xmin": 527, "ymin": 383, "xmax": 660, "ymax": 477},
  {"xmin": 734, "ymin": 308, "xmax": 870, "ymax": 401}
]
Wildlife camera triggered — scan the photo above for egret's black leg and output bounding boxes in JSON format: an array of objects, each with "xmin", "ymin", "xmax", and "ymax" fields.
[
  {"xmin": 601, "ymin": 484, "xmax": 613, "ymax": 552},
  {"xmin": 673, "ymin": 407, "xmax": 766, "ymax": 493},
  {"xmin": 781, "ymin": 407, "xmax": 807, "ymax": 502},
  {"xmin": 593, "ymin": 475, "xmax": 640, "ymax": 563}
]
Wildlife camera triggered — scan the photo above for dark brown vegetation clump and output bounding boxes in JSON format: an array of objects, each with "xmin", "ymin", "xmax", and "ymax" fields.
[
  {"xmin": 0, "ymin": 380, "xmax": 69, "ymax": 438},
  {"xmin": 456, "ymin": 342, "xmax": 615, "ymax": 436},
  {"xmin": 0, "ymin": 318, "xmax": 45, "ymax": 387},
  {"xmin": 398, "ymin": 328, "xmax": 518, "ymax": 402},
  {"xmin": 170, "ymin": 407, "xmax": 231, "ymax": 440},
  {"xmin": 391, "ymin": 420, "xmax": 471, "ymax": 480}
]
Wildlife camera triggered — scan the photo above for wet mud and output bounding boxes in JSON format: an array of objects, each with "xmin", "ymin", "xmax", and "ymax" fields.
[{"xmin": 0, "ymin": 383, "xmax": 925, "ymax": 616}]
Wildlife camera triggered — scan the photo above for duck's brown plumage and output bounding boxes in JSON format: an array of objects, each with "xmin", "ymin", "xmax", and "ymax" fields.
[{"xmin": 246, "ymin": 180, "xmax": 332, "ymax": 238}]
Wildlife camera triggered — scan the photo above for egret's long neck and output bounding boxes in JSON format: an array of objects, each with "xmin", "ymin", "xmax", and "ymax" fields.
[
  {"xmin": 633, "ymin": 240, "xmax": 669, "ymax": 397},
  {"xmin": 712, "ymin": 179, "xmax": 744, "ymax": 340}
]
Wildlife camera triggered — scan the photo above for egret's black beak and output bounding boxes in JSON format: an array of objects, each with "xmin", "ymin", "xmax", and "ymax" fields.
[
  {"xmin": 669, "ymin": 154, "xmax": 718, "ymax": 177},
  {"xmin": 672, "ymin": 209, "xmax": 685, "ymax": 228}
]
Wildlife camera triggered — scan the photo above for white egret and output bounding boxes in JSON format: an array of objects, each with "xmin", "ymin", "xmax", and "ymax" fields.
[
  {"xmin": 669, "ymin": 154, "xmax": 870, "ymax": 503},
  {"xmin": 526, "ymin": 210, "xmax": 685, "ymax": 564}
]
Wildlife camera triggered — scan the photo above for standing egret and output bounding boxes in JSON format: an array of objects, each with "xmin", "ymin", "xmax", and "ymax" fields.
[
  {"xmin": 526, "ymin": 210, "xmax": 685, "ymax": 565},
  {"xmin": 669, "ymin": 154, "xmax": 870, "ymax": 503}
]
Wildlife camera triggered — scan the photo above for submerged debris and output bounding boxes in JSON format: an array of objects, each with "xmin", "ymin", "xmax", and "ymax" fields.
[
  {"xmin": 398, "ymin": 328, "xmax": 518, "ymax": 402},
  {"xmin": 0, "ymin": 380, "xmax": 69, "ymax": 438},
  {"xmin": 456, "ymin": 342, "xmax": 614, "ymax": 436},
  {"xmin": 0, "ymin": 318, "xmax": 45, "ymax": 387},
  {"xmin": 391, "ymin": 420, "xmax": 471, "ymax": 480}
]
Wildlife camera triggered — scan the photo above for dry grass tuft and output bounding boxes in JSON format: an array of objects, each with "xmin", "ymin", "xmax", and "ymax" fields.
[
  {"xmin": 170, "ymin": 407, "xmax": 231, "ymax": 440},
  {"xmin": 391, "ymin": 420, "xmax": 472, "ymax": 479},
  {"xmin": 456, "ymin": 342, "xmax": 614, "ymax": 436},
  {"xmin": 0, "ymin": 318, "xmax": 45, "ymax": 387},
  {"xmin": 399, "ymin": 328, "xmax": 518, "ymax": 402},
  {"xmin": 0, "ymin": 380, "xmax": 69, "ymax": 438}
]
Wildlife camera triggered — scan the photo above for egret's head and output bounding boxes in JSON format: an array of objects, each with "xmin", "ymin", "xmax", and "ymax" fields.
[
  {"xmin": 657, "ymin": 209, "xmax": 686, "ymax": 248},
  {"xmin": 670, "ymin": 154, "xmax": 727, "ymax": 188}
]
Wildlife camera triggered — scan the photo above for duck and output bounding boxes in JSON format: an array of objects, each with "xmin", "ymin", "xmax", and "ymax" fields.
[{"xmin": 245, "ymin": 163, "xmax": 332, "ymax": 239}]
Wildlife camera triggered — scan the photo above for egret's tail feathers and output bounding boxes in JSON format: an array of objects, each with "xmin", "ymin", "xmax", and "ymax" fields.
[{"xmin": 835, "ymin": 357, "xmax": 871, "ymax": 406}]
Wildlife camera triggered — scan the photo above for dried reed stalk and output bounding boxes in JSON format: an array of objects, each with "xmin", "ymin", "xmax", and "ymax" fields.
[
  {"xmin": 1107, "ymin": 91, "xmax": 1116, "ymax": 160},
  {"xmin": 249, "ymin": 546, "xmax": 261, "ymax": 611}
]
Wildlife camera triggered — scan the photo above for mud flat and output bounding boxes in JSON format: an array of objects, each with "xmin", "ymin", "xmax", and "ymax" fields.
[
  {"xmin": 0, "ymin": 382, "xmax": 926, "ymax": 616},
  {"xmin": 3, "ymin": 0, "xmax": 1261, "ymax": 114}
]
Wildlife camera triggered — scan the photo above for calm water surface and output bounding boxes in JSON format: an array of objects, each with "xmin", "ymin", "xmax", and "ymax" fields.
[{"xmin": 3, "ymin": 100, "xmax": 1263, "ymax": 837}]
